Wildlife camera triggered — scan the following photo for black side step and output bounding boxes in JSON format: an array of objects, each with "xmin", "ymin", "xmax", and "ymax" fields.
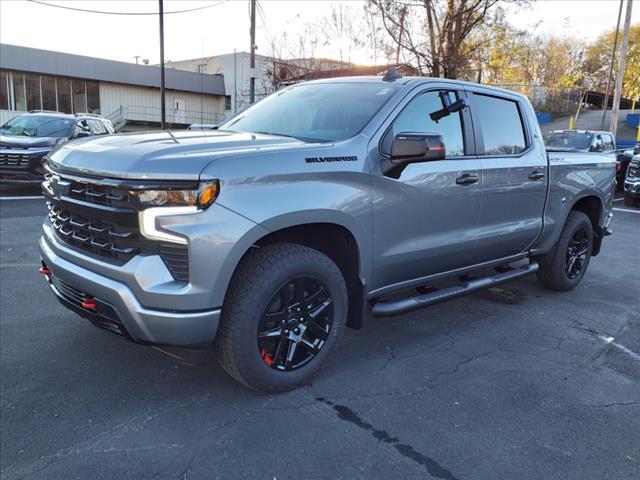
[{"xmin": 371, "ymin": 261, "xmax": 539, "ymax": 317}]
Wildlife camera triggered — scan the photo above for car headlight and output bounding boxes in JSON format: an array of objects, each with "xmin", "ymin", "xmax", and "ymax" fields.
[
  {"xmin": 133, "ymin": 180, "xmax": 219, "ymax": 209},
  {"xmin": 137, "ymin": 180, "xmax": 219, "ymax": 244}
]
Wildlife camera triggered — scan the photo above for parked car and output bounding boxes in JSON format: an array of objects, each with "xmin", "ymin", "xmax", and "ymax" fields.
[
  {"xmin": 624, "ymin": 154, "xmax": 640, "ymax": 207},
  {"xmin": 39, "ymin": 74, "xmax": 616, "ymax": 392},
  {"xmin": 617, "ymin": 144, "xmax": 640, "ymax": 190},
  {"xmin": 543, "ymin": 129, "xmax": 623, "ymax": 188},
  {"xmin": 0, "ymin": 111, "xmax": 114, "ymax": 185}
]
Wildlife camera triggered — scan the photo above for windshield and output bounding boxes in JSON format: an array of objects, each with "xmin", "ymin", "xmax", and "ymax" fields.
[
  {"xmin": 543, "ymin": 132, "xmax": 593, "ymax": 151},
  {"xmin": 223, "ymin": 83, "xmax": 400, "ymax": 142},
  {"xmin": 0, "ymin": 115, "xmax": 74, "ymax": 138}
]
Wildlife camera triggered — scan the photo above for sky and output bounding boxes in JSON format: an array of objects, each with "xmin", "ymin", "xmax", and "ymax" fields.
[{"xmin": 0, "ymin": 0, "xmax": 638, "ymax": 67}]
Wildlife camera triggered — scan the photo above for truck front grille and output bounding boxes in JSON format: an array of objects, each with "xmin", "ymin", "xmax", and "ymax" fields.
[
  {"xmin": 0, "ymin": 152, "xmax": 32, "ymax": 169},
  {"xmin": 628, "ymin": 162, "xmax": 640, "ymax": 179},
  {"xmin": 47, "ymin": 201, "xmax": 141, "ymax": 262},
  {"xmin": 43, "ymin": 170, "xmax": 190, "ymax": 282}
]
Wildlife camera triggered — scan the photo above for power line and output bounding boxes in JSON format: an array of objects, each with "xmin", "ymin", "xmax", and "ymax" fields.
[
  {"xmin": 26, "ymin": 0, "xmax": 230, "ymax": 16},
  {"xmin": 256, "ymin": 1, "xmax": 275, "ymax": 46}
]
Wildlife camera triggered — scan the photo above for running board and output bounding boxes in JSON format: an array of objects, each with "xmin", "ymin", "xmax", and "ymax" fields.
[{"xmin": 371, "ymin": 261, "xmax": 539, "ymax": 317}]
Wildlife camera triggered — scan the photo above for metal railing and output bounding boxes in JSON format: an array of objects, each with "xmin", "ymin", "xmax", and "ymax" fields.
[{"xmin": 106, "ymin": 105, "xmax": 225, "ymax": 130}]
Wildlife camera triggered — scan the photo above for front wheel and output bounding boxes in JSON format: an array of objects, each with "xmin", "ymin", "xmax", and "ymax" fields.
[
  {"xmin": 536, "ymin": 211, "xmax": 594, "ymax": 291},
  {"xmin": 215, "ymin": 243, "xmax": 348, "ymax": 392}
]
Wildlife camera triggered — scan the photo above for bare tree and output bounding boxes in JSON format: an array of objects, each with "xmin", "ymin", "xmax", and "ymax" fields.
[{"xmin": 368, "ymin": 0, "xmax": 514, "ymax": 79}]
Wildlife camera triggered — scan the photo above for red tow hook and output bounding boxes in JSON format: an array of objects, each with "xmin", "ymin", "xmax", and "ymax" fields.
[
  {"xmin": 38, "ymin": 266, "xmax": 51, "ymax": 276},
  {"xmin": 81, "ymin": 298, "xmax": 97, "ymax": 310}
]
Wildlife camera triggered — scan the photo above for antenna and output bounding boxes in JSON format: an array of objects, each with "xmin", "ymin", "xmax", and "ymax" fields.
[{"xmin": 382, "ymin": 68, "xmax": 403, "ymax": 82}]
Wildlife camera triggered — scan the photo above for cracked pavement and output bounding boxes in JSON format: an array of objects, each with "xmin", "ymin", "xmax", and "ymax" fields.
[{"xmin": 1, "ymin": 197, "xmax": 639, "ymax": 480}]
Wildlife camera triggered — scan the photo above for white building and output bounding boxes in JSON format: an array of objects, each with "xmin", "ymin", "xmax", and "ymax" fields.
[
  {"xmin": 0, "ymin": 44, "xmax": 227, "ymax": 130},
  {"xmin": 166, "ymin": 52, "xmax": 282, "ymax": 116},
  {"xmin": 166, "ymin": 52, "xmax": 354, "ymax": 116}
]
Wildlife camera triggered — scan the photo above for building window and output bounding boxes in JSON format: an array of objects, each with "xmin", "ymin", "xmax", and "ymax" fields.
[
  {"xmin": 13, "ymin": 74, "xmax": 26, "ymax": 111},
  {"xmin": 25, "ymin": 74, "xmax": 41, "ymax": 110},
  {"xmin": 86, "ymin": 81, "xmax": 100, "ymax": 113},
  {"xmin": 72, "ymin": 80, "xmax": 87, "ymax": 113},
  {"xmin": 57, "ymin": 78, "xmax": 71, "ymax": 113},
  {"xmin": 225, "ymin": 95, "xmax": 231, "ymax": 110},
  {"xmin": 198, "ymin": 64, "xmax": 208, "ymax": 73},
  {"xmin": 41, "ymin": 76, "xmax": 57, "ymax": 111},
  {"xmin": 0, "ymin": 71, "xmax": 8, "ymax": 110}
]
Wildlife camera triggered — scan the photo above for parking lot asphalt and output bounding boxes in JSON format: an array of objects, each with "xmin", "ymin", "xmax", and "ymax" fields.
[{"xmin": 1, "ymin": 194, "xmax": 639, "ymax": 480}]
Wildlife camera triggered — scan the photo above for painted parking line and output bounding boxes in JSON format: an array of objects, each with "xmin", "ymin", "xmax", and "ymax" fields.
[
  {"xmin": 613, "ymin": 207, "xmax": 640, "ymax": 214},
  {"xmin": 599, "ymin": 335, "xmax": 640, "ymax": 362},
  {"xmin": 0, "ymin": 196, "xmax": 44, "ymax": 200}
]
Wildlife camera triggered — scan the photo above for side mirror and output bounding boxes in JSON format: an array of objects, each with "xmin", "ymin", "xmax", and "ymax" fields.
[
  {"xmin": 75, "ymin": 130, "xmax": 91, "ymax": 138},
  {"xmin": 390, "ymin": 132, "xmax": 445, "ymax": 163},
  {"xmin": 589, "ymin": 144, "xmax": 603, "ymax": 152}
]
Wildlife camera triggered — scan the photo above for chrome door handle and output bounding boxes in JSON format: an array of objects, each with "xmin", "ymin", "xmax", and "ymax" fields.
[
  {"xmin": 456, "ymin": 173, "xmax": 479, "ymax": 185},
  {"xmin": 528, "ymin": 171, "xmax": 545, "ymax": 181}
]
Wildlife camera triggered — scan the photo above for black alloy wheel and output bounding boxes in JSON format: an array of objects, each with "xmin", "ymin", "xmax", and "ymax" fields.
[
  {"xmin": 257, "ymin": 276, "xmax": 333, "ymax": 371},
  {"xmin": 565, "ymin": 226, "xmax": 589, "ymax": 280}
]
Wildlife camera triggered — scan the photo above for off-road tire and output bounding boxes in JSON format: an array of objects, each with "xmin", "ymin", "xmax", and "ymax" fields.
[
  {"xmin": 536, "ymin": 211, "xmax": 593, "ymax": 291},
  {"xmin": 215, "ymin": 243, "xmax": 348, "ymax": 392}
]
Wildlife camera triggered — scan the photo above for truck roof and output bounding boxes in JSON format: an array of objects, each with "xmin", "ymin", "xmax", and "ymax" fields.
[{"xmin": 301, "ymin": 75, "xmax": 530, "ymax": 100}]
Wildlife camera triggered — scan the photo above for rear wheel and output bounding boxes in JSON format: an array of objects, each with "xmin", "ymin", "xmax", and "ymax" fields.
[
  {"xmin": 536, "ymin": 211, "xmax": 593, "ymax": 291},
  {"xmin": 216, "ymin": 243, "xmax": 348, "ymax": 392}
]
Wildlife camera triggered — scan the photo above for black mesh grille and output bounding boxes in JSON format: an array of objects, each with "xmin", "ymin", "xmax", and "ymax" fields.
[
  {"xmin": 159, "ymin": 243, "xmax": 190, "ymax": 282},
  {"xmin": 0, "ymin": 152, "xmax": 32, "ymax": 168},
  {"xmin": 47, "ymin": 201, "xmax": 141, "ymax": 263},
  {"xmin": 44, "ymin": 171, "xmax": 190, "ymax": 282}
]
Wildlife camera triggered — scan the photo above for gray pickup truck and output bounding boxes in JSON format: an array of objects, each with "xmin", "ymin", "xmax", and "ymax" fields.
[{"xmin": 39, "ymin": 73, "xmax": 616, "ymax": 391}]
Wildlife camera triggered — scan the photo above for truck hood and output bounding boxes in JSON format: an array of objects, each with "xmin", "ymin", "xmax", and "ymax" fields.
[
  {"xmin": 47, "ymin": 130, "xmax": 320, "ymax": 180},
  {"xmin": 0, "ymin": 134, "xmax": 59, "ymax": 150}
]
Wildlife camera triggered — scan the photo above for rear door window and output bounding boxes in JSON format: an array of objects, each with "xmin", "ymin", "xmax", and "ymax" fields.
[{"xmin": 473, "ymin": 94, "xmax": 527, "ymax": 155}]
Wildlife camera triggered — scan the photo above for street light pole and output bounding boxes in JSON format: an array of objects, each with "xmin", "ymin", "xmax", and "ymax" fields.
[
  {"xmin": 159, "ymin": 0, "xmax": 166, "ymax": 129},
  {"xmin": 249, "ymin": 0, "xmax": 256, "ymax": 104},
  {"xmin": 610, "ymin": 0, "xmax": 633, "ymax": 137}
]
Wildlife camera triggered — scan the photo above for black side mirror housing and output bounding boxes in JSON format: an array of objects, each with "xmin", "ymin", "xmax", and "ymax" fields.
[
  {"xmin": 75, "ymin": 130, "xmax": 91, "ymax": 138},
  {"xmin": 390, "ymin": 132, "xmax": 446, "ymax": 163}
]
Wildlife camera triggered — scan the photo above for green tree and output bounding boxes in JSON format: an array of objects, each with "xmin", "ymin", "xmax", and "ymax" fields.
[{"xmin": 583, "ymin": 23, "xmax": 640, "ymax": 100}]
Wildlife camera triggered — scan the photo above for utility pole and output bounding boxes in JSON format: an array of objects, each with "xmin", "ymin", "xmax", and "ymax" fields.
[
  {"xmin": 159, "ymin": 0, "xmax": 166, "ymax": 129},
  {"xmin": 600, "ymin": 0, "xmax": 624, "ymax": 130},
  {"xmin": 249, "ymin": 0, "xmax": 256, "ymax": 104},
  {"xmin": 610, "ymin": 0, "xmax": 633, "ymax": 137}
]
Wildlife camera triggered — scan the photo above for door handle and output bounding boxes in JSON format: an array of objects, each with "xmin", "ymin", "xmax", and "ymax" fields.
[
  {"xmin": 528, "ymin": 171, "xmax": 545, "ymax": 181},
  {"xmin": 456, "ymin": 173, "xmax": 479, "ymax": 186}
]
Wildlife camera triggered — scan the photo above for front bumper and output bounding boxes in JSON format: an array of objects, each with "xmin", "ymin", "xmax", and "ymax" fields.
[
  {"xmin": 624, "ymin": 179, "xmax": 640, "ymax": 198},
  {"xmin": 39, "ymin": 234, "xmax": 221, "ymax": 346}
]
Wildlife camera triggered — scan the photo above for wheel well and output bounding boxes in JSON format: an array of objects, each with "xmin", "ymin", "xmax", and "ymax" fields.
[
  {"xmin": 571, "ymin": 196, "xmax": 601, "ymax": 230},
  {"xmin": 570, "ymin": 196, "xmax": 603, "ymax": 256},
  {"xmin": 254, "ymin": 223, "xmax": 366, "ymax": 330}
]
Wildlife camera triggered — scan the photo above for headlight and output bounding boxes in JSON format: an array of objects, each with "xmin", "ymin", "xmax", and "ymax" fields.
[
  {"xmin": 137, "ymin": 180, "xmax": 219, "ymax": 244},
  {"xmin": 133, "ymin": 180, "xmax": 219, "ymax": 209}
]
